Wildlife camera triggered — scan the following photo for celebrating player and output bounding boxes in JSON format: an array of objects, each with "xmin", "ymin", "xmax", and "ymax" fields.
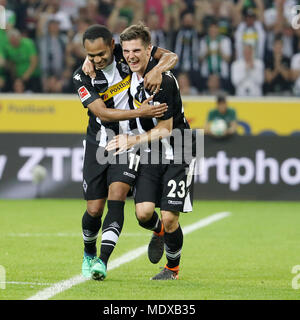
[
  {"xmin": 73, "ymin": 24, "xmax": 178, "ymax": 280},
  {"xmin": 106, "ymin": 23, "xmax": 196, "ymax": 280}
]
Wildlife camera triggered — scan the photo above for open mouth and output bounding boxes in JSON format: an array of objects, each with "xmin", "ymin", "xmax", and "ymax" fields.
[
  {"xmin": 129, "ymin": 61, "xmax": 139, "ymax": 67},
  {"xmin": 95, "ymin": 62, "xmax": 106, "ymax": 69}
]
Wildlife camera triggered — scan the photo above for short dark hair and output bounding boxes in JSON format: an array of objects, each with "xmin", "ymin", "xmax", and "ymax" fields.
[
  {"xmin": 120, "ymin": 22, "xmax": 151, "ymax": 47},
  {"xmin": 217, "ymin": 93, "xmax": 226, "ymax": 103},
  {"xmin": 83, "ymin": 24, "xmax": 112, "ymax": 46}
]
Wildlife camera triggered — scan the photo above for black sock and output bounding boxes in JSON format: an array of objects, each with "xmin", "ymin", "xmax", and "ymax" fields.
[
  {"xmin": 82, "ymin": 210, "xmax": 102, "ymax": 256},
  {"xmin": 164, "ymin": 225, "xmax": 183, "ymax": 269},
  {"xmin": 100, "ymin": 200, "xmax": 125, "ymax": 266},
  {"xmin": 138, "ymin": 211, "xmax": 162, "ymax": 234}
]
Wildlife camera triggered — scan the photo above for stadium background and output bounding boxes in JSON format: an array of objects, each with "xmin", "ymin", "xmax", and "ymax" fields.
[{"xmin": 0, "ymin": 0, "xmax": 300, "ymax": 302}]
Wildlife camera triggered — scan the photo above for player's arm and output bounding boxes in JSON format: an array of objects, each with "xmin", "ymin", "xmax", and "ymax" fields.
[
  {"xmin": 106, "ymin": 76, "xmax": 174, "ymax": 153},
  {"xmin": 225, "ymin": 120, "xmax": 237, "ymax": 135},
  {"xmin": 144, "ymin": 47, "xmax": 178, "ymax": 93},
  {"xmin": 82, "ymin": 46, "xmax": 178, "ymax": 92},
  {"xmin": 106, "ymin": 118, "xmax": 173, "ymax": 154},
  {"xmin": 74, "ymin": 73, "xmax": 168, "ymax": 121},
  {"xmin": 87, "ymin": 95, "xmax": 167, "ymax": 122}
]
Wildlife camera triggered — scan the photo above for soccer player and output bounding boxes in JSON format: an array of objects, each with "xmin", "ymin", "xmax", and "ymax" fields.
[
  {"xmin": 73, "ymin": 24, "xmax": 178, "ymax": 280},
  {"xmin": 106, "ymin": 23, "xmax": 195, "ymax": 280}
]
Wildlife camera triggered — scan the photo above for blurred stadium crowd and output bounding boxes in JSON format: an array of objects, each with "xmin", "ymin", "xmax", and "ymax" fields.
[{"xmin": 0, "ymin": 0, "xmax": 300, "ymax": 96}]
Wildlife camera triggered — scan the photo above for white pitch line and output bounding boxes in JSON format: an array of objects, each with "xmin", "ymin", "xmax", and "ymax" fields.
[
  {"xmin": 27, "ymin": 211, "xmax": 231, "ymax": 300},
  {"xmin": 0, "ymin": 281, "xmax": 51, "ymax": 286}
]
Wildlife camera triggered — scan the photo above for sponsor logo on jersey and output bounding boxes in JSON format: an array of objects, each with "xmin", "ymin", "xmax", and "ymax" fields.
[
  {"xmin": 168, "ymin": 200, "xmax": 183, "ymax": 205},
  {"xmin": 91, "ymin": 79, "xmax": 107, "ymax": 86},
  {"xmin": 123, "ymin": 171, "xmax": 135, "ymax": 179},
  {"xmin": 78, "ymin": 86, "xmax": 91, "ymax": 102},
  {"xmin": 99, "ymin": 75, "xmax": 131, "ymax": 101}
]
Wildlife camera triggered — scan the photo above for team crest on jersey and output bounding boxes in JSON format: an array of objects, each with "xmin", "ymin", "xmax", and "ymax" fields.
[
  {"xmin": 78, "ymin": 86, "xmax": 91, "ymax": 102},
  {"xmin": 83, "ymin": 179, "xmax": 88, "ymax": 193},
  {"xmin": 120, "ymin": 63, "xmax": 130, "ymax": 74}
]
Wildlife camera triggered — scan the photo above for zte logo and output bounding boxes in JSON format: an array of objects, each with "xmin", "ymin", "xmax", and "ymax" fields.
[
  {"xmin": 292, "ymin": 5, "xmax": 300, "ymax": 30},
  {"xmin": 0, "ymin": 5, "xmax": 6, "ymax": 29}
]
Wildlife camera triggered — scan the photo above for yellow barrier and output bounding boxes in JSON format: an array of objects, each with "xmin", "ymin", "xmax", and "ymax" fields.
[
  {"xmin": 183, "ymin": 97, "xmax": 300, "ymax": 135},
  {"xmin": 0, "ymin": 95, "xmax": 299, "ymax": 135},
  {"xmin": 0, "ymin": 95, "xmax": 88, "ymax": 133}
]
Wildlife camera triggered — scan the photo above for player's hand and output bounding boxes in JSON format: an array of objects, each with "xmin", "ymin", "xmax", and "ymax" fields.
[
  {"xmin": 139, "ymin": 95, "xmax": 167, "ymax": 118},
  {"xmin": 82, "ymin": 56, "xmax": 96, "ymax": 79},
  {"xmin": 106, "ymin": 134, "xmax": 137, "ymax": 155},
  {"xmin": 143, "ymin": 67, "xmax": 162, "ymax": 94}
]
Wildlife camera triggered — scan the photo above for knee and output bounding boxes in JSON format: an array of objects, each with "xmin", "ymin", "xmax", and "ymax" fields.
[
  {"xmin": 108, "ymin": 183, "xmax": 130, "ymax": 201},
  {"xmin": 161, "ymin": 211, "xmax": 179, "ymax": 233},
  {"xmin": 136, "ymin": 203, "xmax": 155, "ymax": 223},
  {"xmin": 87, "ymin": 201, "xmax": 105, "ymax": 217}
]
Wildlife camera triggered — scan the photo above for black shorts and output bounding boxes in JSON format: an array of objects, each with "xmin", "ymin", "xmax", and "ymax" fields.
[
  {"xmin": 134, "ymin": 159, "xmax": 196, "ymax": 213},
  {"xmin": 82, "ymin": 140, "xmax": 140, "ymax": 200}
]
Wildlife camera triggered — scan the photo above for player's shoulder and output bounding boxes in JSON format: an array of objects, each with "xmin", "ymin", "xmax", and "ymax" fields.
[
  {"xmin": 160, "ymin": 70, "xmax": 178, "ymax": 92},
  {"xmin": 161, "ymin": 71, "xmax": 177, "ymax": 85},
  {"xmin": 73, "ymin": 66, "xmax": 89, "ymax": 85}
]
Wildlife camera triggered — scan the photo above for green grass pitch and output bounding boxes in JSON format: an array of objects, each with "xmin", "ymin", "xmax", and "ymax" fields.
[{"xmin": 0, "ymin": 199, "xmax": 300, "ymax": 300}]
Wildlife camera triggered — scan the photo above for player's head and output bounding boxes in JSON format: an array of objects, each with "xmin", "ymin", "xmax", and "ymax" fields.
[
  {"xmin": 83, "ymin": 24, "xmax": 114, "ymax": 70},
  {"xmin": 216, "ymin": 93, "xmax": 227, "ymax": 114},
  {"xmin": 120, "ymin": 22, "xmax": 152, "ymax": 75}
]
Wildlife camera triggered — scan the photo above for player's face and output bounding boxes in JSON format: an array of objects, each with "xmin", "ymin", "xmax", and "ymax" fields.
[
  {"xmin": 218, "ymin": 102, "xmax": 227, "ymax": 114},
  {"xmin": 122, "ymin": 39, "xmax": 152, "ymax": 76},
  {"xmin": 84, "ymin": 37, "xmax": 114, "ymax": 70}
]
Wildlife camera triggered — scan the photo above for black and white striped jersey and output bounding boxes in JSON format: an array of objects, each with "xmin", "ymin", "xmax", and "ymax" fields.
[
  {"xmin": 130, "ymin": 56, "xmax": 191, "ymax": 161},
  {"xmin": 73, "ymin": 44, "xmax": 157, "ymax": 146}
]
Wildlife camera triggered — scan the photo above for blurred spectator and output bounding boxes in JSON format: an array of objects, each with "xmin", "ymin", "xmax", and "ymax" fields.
[
  {"xmin": 59, "ymin": 0, "xmax": 87, "ymax": 21},
  {"xmin": 291, "ymin": 39, "xmax": 300, "ymax": 96},
  {"xmin": 281, "ymin": 22, "xmax": 298, "ymax": 59},
  {"xmin": 39, "ymin": 19, "xmax": 67, "ymax": 92},
  {"xmin": 107, "ymin": 0, "xmax": 143, "ymax": 42},
  {"xmin": 235, "ymin": 7, "xmax": 266, "ymax": 60},
  {"xmin": 177, "ymin": 72, "xmax": 199, "ymax": 95},
  {"xmin": 65, "ymin": 18, "xmax": 90, "ymax": 72},
  {"xmin": 235, "ymin": 0, "xmax": 265, "ymax": 23},
  {"xmin": 146, "ymin": 11, "xmax": 167, "ymax": 49},
  {"xmin": 145, "ymin": 0, "xmax": 173, "ymax": 29},
  {"xmin": 22, "ymin": 0, "xmax": 44, "ymax": 39},
  {"xmin": 0, "ymin": 0, "xmax": 299, "ymax": 97},
  {"xmin": 5, "ymin": 28, "xmax": 41, "ymax": 93},
  {"xmin": 85, "ymin": 0, "xmax": 106, "ymax": 24},
  {"xmin": 202, "ymin": 73, "xmax": 227, "ymax": 96},
  {"xmin": 231, "ymin": 44, "xmax": 264, "ymax": 96},
  {"xmin": 172, "ymin": 10, "xmax": 200, "ymax": 90},
  {"xmin": 36, "ymin": 0, "xmax": 73, "ymax": 37},
  {"xmin": 98, "ymin": 0, "xmax": 114, "ymax": 16},
  {"xmin": 199, "ymin": 20, "xmax": 232, "ymax": 93},
  {"xmin": 0, "ymin": 46, "xmax": 6, "ymax": 91},
  {"xmin": 264, "ymin": 35, "xmax": 291, "ymax": 95},
  {"xmin": 195, "ymin": 0, "xmax": 236, "ymax": 36},
  {"xmin": 204, "ymin": 94, "xmax": 237, "ymax": 137},
  {"xmin": 0, "ymin": 0, "xmax": 16, "ymax": 27}
]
